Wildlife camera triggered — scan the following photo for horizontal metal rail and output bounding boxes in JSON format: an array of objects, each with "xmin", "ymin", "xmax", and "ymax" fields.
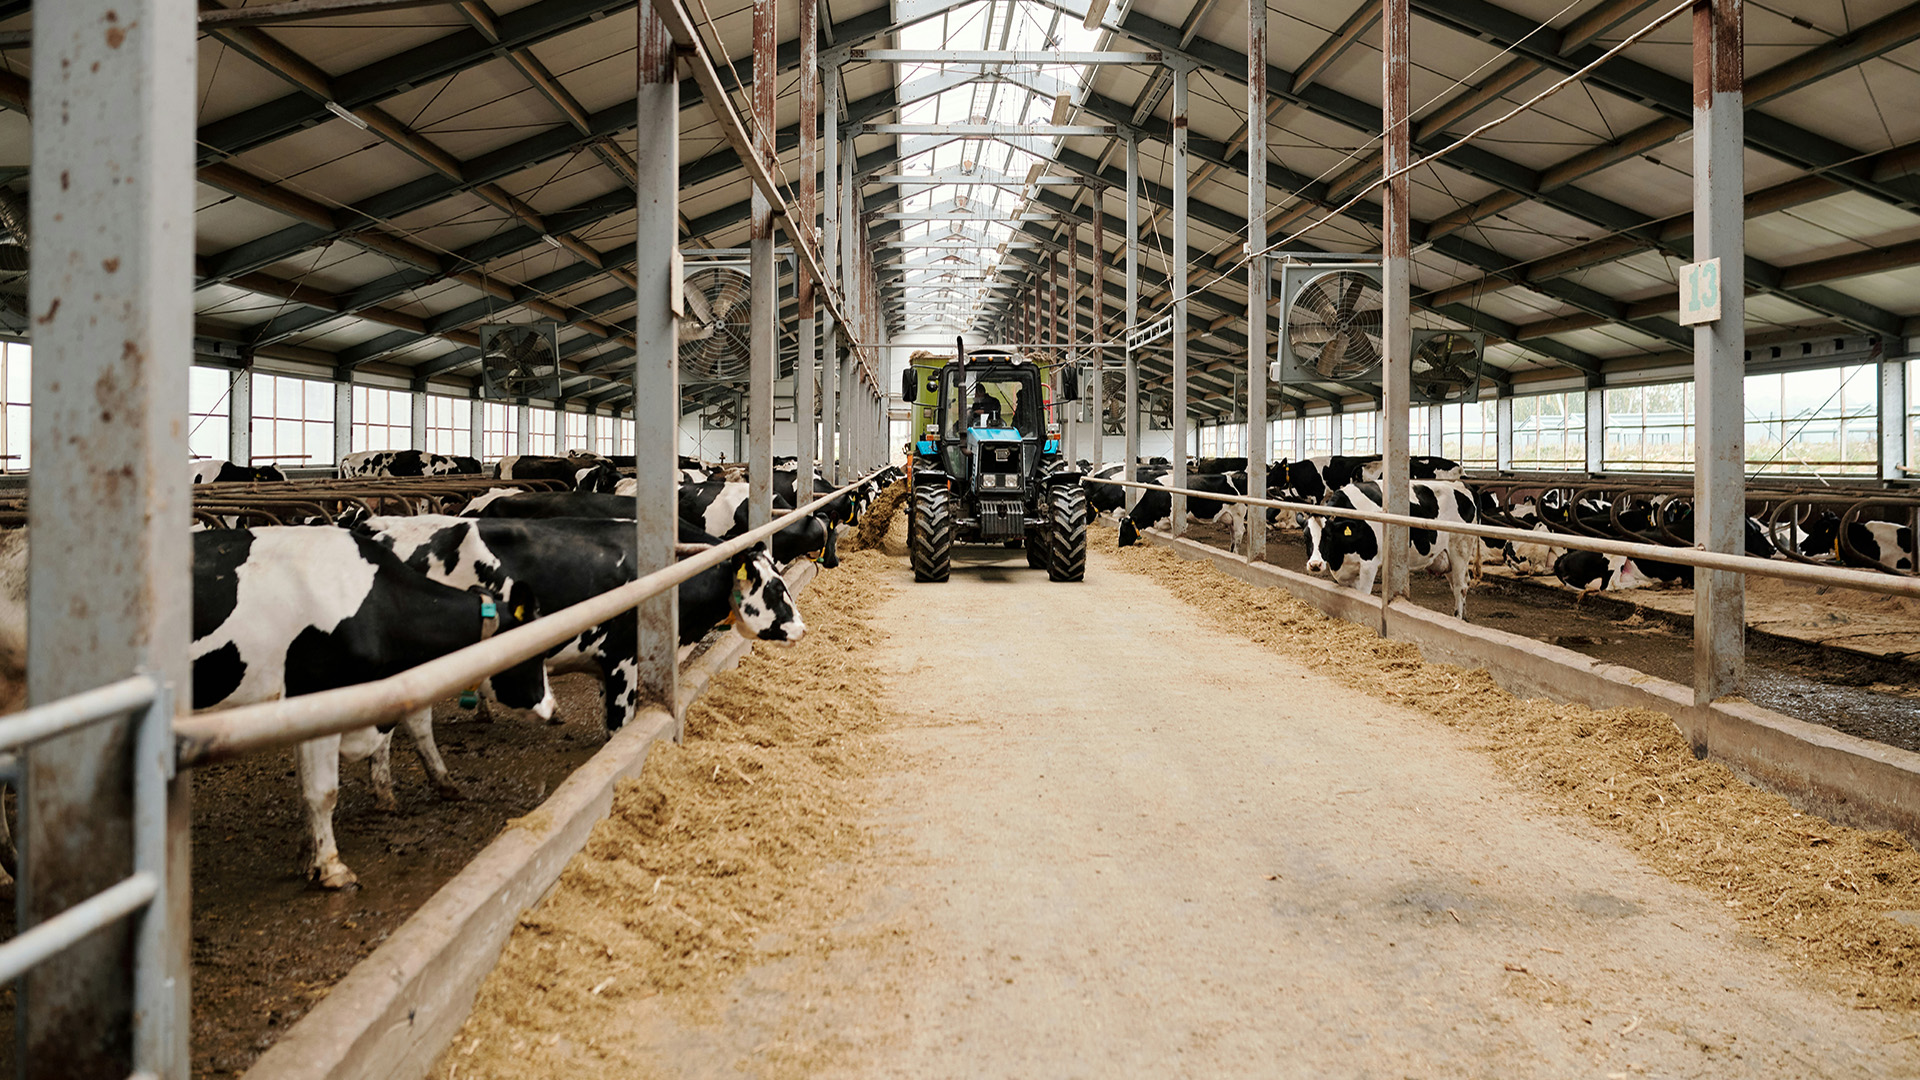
[
  {"xmin": 0, "ymin": 872, "xmax": 159, "ymax": 985},
  {"xmin": 0, "ymin": 674, "xmax": 160, "ymax": 751},
  {"xmin": 173, "ymin": 469, "xmax": 886, "ymax": 768},
  {"xmin": 848, "ymin": 49, "xmax": 1162, "ymax": 63},
  {"xmin": 1085, "ymin": 477, "xmax": 1920, "ymax": 601}
]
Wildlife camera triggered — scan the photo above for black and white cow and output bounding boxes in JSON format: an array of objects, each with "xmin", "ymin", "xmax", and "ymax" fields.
[
  {"xmin": 1303, "ymin": 480, "xmax": 1478, "ymax": 619},
  {"xmin": 466, "ymin": 489, "xmax": 834, "ymax": 568},
  {"xmin": 1799, "ymin": 512, "xmax": 1916, "ymax": 573},
  {"xmin": 191, "ymin": 460, "xmax": 288, "ymax": 484},
  {"xmin": 677, "ymin": 480, "xmax": 840, "ymax": 568},
  {"xmin": 1551, "ymin": 551, "xmax": 1675, "ymax": 593},
  {"xmin": 1116, "ymin": 472, "xmax": 1252, "ymax": 552},
  {"xmin": 339, "ymin": 449, "xmax": 483, "ymax": 477},
  {"xmin": 1280, "ymin": 454, "xmax": 1461, "ymax": 504},
  {"xmin": 496, "ymin": 454, "xmax": 623, "ymax": 494},
  {"xmin": 359, "ymin": 515, "xmax": 804, "ymax": 732},
  {"xmin": 1083, "ymin": 462, "xmax": 1168, "ymax": 519},
  {"xmin": 189, "ymin": 526, "xmax": 554, "ymax": 888}
]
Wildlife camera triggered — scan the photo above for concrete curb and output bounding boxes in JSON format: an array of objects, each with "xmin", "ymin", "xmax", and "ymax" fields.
[
  {"xmin": 241, "ymin": 558, "xmax": 821, "ymax": 1080},
  {"xmin": 1142, "ymin": 530, "xmax": 1920, "ymax": 844}
]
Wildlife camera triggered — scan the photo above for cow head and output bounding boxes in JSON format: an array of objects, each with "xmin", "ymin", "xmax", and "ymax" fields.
[
  {"xmin": 481, "ymin": 593, "xmax": 558, "ymax": 721},
  {"xmin": 573, "ymin": 464, "xmax": 622, "ymax": 494},
  {"xmin": 1117, "ymin": 515, "xmax": 1140, "ymax": 547},
  {"xmin": 1304, "ymin": 516, "xmax": 1374, "ymax": 583},
  {"xmin": 729, "ymin": 545, "xmax": 806, "ymax": 644}
]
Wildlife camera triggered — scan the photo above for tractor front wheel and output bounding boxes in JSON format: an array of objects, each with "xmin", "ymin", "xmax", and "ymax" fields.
[
  {"xmin": 1046, "ymin": 484, "xmax": 1088, "ymax": 582},
  {"xmin": 1024, "ymin": 530, "xmax": 1047, "ymax": 569},
  {"xmin": 910, "ymin": 484, "xmax": 954, "ymax": 582}
]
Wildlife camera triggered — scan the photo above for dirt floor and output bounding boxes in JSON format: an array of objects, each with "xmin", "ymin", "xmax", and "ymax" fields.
[
  {"xmin": 1178, "ymin": 521, "xmax": 1920, "ymax": 754},
  {"xmin": 429, "ymin": 529, "xmax": 1920, "ymax": 1078}
]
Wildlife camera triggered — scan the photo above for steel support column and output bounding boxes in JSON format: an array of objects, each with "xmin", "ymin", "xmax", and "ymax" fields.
[
  {"xmin": 1124, "ymin": 136, "xmax": 1141, "ymax": 507},
  {"xmin": 470, "ymin": 392, "xmax": 486, "ymax": 456},
  {"xmin": 1170, "ymin": 59, "xmax": 1192, "ymax": 532},
  {"xmin": 228, "ymin": 369, "xmax": 253, "ymax": 466},
  {"xmin": 1379, "ymin": 0, "xmax": 1413, "ymax": 621},
  {"xmin": 838, "ymin": 132, "xmax": 857, "ymax": 479},
  {"xmin": 1245, "ymin": 0, "xmax": 1269, "ymax": 561},
  {"xmin": 410, "ymin": 389, "xmax": 428, "ymax": 450},
  {"xmin": 747, "ymin": 0, "xmax": 777, "ymax": 529},
  {"xmin": 821, "ymin": 58, "xmax": 841, "ymax": 483},
  {"xmin": 1067, "ymin": 226, "xmax": 1080, "ymax": 463},
  {"xmin": 633, "ymin": 3, "xmax": 680, "ymax": 722},
  {"xmin": 1090, "ymin": 183, "xmax": 1106, "ymax": 473},
  {"xmin": 795, "ymin": 0, "xmax": 819, "ymax": 491},
  {"xmin": 1692, "ymin": 0, "xmax": 1745, "ymax": 702},
  {"xmin": 515, "ymin": 402, "xmax": 531, "ymax": 454},
  {"xmin": 1495, "ymin": 392, "xmax": 1513, "ymax": 472},
  {"xmin": 26, "ymin": 1, "xmax": 194, "ymax": 1074},
  {"xmin": 334, "ymin": 380, "xmax": 355, "ymax": 468},
  {"xmin": 1584, "ymin": 380, "xmax": 1605, "ymax": 472},
  {"xmin": 1883, "ymin": 357, "xmax": 1909, "ymax": 482}
]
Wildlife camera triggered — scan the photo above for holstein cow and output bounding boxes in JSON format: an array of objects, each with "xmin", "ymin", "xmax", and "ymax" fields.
[
  {"xmin": 1116, "ymin": 472, "xmax": 1252, "ymax": 552},
  {"xmin": 1303, "ymin": 480, "xmax": 1479, "ymax": 620},
  {"xmin": 466, "ymin": 489, "xmax": 834, "ymax": 568},
  {"xmin": 1799, "ymin": 512, "xmax": 1916, "ymax": 572},
  {"xmin": 191, "ymin": 460, "xmax": 288, "ymax": 484},
  {"xmin": 496, "ymin": 454, "xmax": 623, "ymax": 494},
  {"xmin": 678, "ymin": 480, "xmax": 841, "ymax": 568},
  {"xmin": 360, "ymin": 515, "xmax": 804, "ymax": 730},
  {"xmin": 1552, "ymin": 551, "xmax": 1675, "ymax": 594},
  {"xmin": 1280, "ymin": 454, "xmax": 1461, "ymax": 504},
  {"xmin": 189, "ymin": 527, "xmax": 554, "ymax": 888},
  {"xmin": 339, "ymin": 449, "xmax": 483, "ymax": 477},
  {"xmin": 1083, "ymin": 462, "xmax": 1167, "ymax": 520}
]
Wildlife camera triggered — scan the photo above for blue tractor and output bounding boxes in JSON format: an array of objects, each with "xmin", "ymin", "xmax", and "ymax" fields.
[{"xmin": 901, "ymin": 341, "xmax": 1087, "ymax": 582}]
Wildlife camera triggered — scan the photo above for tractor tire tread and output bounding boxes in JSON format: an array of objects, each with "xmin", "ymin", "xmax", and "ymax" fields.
[
  {"xmin": 910, "ymin": 484, "xmax": 953, "ymax": 582},
  {"xmin": 1046, "ymin": 485, "xmax": 1088, "ymax": 582}
]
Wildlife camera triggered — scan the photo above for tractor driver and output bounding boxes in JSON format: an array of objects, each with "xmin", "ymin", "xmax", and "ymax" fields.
[{"xmin": 967, "ymin": 383, "xmax": 1002, "ymax": 429}]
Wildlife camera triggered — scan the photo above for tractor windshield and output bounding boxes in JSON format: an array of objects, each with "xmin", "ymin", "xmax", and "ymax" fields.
[{"xmin": 942, "ymin": 367, "xmax": 1039, "ymax": 438}]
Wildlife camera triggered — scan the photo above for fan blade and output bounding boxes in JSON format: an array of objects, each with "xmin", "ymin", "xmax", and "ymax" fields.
[{"xmin": 1340, "ymin": 276, "xmax": 1366, "ymax": 316}]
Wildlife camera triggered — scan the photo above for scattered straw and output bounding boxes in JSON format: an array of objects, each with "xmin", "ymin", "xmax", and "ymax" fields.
[
  {"xmin": 1108, "ymin": 533, "xmax": 1920, "ymax": 1011},
  {"xmin": 439, "ymin": 551, "xmax": 899, "ymax": 1078}
]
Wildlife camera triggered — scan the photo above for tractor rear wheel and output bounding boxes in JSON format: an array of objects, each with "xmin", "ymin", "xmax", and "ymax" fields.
[
  {"xmin": 1046, "ymin": 485, "xmax": 1088, "ymax": 582},
  {"xmin": 910, "ymin": 484, "xmax": 954, "ymax": 582}
]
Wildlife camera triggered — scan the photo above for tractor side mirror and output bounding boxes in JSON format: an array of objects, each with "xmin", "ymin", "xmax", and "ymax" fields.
[
  {"xmin": 1060, "ymin": 366, "xmax": 1080, "ymax": 402},
  {"xmin": 901, "ymin": 368, "xmax": 917, "ymax": 403}
]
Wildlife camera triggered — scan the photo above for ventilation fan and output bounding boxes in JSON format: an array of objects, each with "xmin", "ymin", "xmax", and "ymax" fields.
[
  {"xmin": 1142, "ymin": 390, "xmax": 1173, "ymax": 431},
  {"xmin": 679, "ymin": 266, "xmax": 753, "ymax": 383},
  {"xmin": 1410, "ymin": 330, "xmax": 1486, "ymax": 404},
  {"xmin": 1271, "ymin": 261, "xmax": 1385, "ymax": 385},
  {"xmin": 479, "ymin": 323, "xmax": 560, "ymax": 400},
  {"xmin": 700, "ymin": 398, "xmax": 739, "ymax": 430},
  {"xmin": 1100, "ymin": 371, "xmax": 1127, "ymax": 435}
]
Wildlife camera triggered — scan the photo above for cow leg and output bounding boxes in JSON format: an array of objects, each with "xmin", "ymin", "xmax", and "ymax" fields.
[
  {"xmin": 602, "ymin": 656, "xmax": 640, "ymax": 733},
  {"xmin": 1449, "ymin": 535, "xmax": 1474, "ymax": 621},
  {"xmin": 402, "ymin": 708, "xmax": 463, "ymax": 800},
  {"xmin": 343, "ymin": 726, "xmax": 398, "ymax": 813},
  {"xmin": 296, "ymin": 735, "xmax": 357, "ymax": 889},
  {"xmin": 1353, "ymin": 559, "xmax": 1380, "ymax": 598}
]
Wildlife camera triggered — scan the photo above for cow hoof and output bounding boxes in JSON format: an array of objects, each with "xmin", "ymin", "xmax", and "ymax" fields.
[{"xmin": 311, "ymin": 863, "xmax": 359, "ymax": 890}]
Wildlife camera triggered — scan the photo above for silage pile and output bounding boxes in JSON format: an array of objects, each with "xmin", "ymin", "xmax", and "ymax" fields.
[
  {"xmin": 845, "ymin": 477, "xmax": 907, "ymax": 552},
  {"xmin": 1108, "ymin": 538, "xmax": 1920, "ymax": 1012},
  {"xmin": 440, "ymin": 550, "xmax": 899, "ymax": 1079}
]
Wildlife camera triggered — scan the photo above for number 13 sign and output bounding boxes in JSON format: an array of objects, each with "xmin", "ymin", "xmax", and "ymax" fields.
[{"xmin": 1678, "ymin": 258, "xmax": 1721, "ymax": 326}]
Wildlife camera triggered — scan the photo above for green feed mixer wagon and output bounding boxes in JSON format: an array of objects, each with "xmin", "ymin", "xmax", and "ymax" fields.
[{"xmin": 899, "ymin": 340, "xmax": 1088, "ymax": 583}]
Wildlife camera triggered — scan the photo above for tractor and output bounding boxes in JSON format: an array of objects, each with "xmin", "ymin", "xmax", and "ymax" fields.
[{"xmin": 900, "ymin": 341, "xmax": 1088, "ymax": 582}]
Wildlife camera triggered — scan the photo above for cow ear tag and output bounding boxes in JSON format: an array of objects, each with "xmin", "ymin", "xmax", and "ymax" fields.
[
  {"xmin": 513, "ymin": 604, "xmax": 526, "ymax": 621},
  {"xmin": 480, "ymin": 600, "xmax": 498, "ymax": 618}
]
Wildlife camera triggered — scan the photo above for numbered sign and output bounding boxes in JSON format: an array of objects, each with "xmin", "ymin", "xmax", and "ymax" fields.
[{"xmin": 1678, "ymin": 258, "xmax": 1721, "ymax": 326}]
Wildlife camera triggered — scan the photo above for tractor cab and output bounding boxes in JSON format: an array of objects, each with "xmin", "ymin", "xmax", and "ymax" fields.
[{"xmin": 934, "ymin": 361, "xmax": 1041, "ymax": 496}]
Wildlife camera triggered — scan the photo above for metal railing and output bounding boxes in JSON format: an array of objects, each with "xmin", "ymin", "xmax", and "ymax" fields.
[
  {"xmin": 1085, "ymin": 477, "xmax": 1920, "ymax": 601},
  {"xmin": 0, "ymin": 672, "xmax": 175, "ymax": 1079},
  {"xmin": 174, "ymin": 468, "xmax": 887, "ymax": 768}
]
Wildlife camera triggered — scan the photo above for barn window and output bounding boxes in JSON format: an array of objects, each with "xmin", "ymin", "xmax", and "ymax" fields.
[
  {"xmin": 593, "ymin": 414, "xmax": 618, "ymax": 456},
  {"xmin": 1301, "ymin": 415, "xmax": 1335, "ymax": 458},
  {"xmin": 563, "ymin": 411, "xmax": 588, "ymax": 454},
  {"xmin": 1341, "ymin": 410, "xmax": 1377, "ymax": 455},
  {"xmin": 187, "ymin": 367, "xmax": 233, "ymax": 466},
  {"xmin": 425, "ymin": 394, "xmax": 472, "ymax": 457},
  {"xmin": 351, "ymin": 386, "xmax": 411, "ymax": 453},
  {"xmin": 1744, "ymin": 364, "xmax": 1877, "ymax": 477},
  {"xmin": 249, "ymin": 373, "xmax": 334, "ymax": 470},
  {"xmin": 617, "ymin": 418, "xmax": 636, "ymax": 456},
  {"xmin": 526, "ymin": 408, "xmax": 557, "ymax": 455},
  {"xmin": 1604, "ymin": 382, "xmax": 1694, "ymax": 472},
  {"xmin": 1439, "ymin": 400, "xmax": 1496, "ymax": 468},
  {"xmin": 480, "ymin": 402, "xmax": 515, "ymax": 459},
  {"xmin": 1510, "ymin": 391, "xmax": 1585, "ymax": 471},
  {"xmin": 0, "ymin": 341, "xmax": 27, "ymax": 472}
]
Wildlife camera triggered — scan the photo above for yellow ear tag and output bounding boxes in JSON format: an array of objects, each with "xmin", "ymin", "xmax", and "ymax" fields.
[
  {"xmin": 735, "ymin": 565, "xmax": 750, "ymax": 583},
  {"xmin": 513, "ymin": 604, "xmax": 526, "ymax": 622}
]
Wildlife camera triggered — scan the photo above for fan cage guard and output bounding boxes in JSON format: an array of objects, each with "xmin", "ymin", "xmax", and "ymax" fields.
[
  {"xmin": 1409, "ymin": 329, "xmax": 1487, "ymax": 405},
  {"xmin": 478, "ymin": 322, "xmax": 561, "ymax": 401},
  {"xmin": 679, "ymin": 263, "xmax": 755, "ymax": 384},
  {"xmin": 1278, "ymin": 262, "xmax": 1385, "ymax": 384}
]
